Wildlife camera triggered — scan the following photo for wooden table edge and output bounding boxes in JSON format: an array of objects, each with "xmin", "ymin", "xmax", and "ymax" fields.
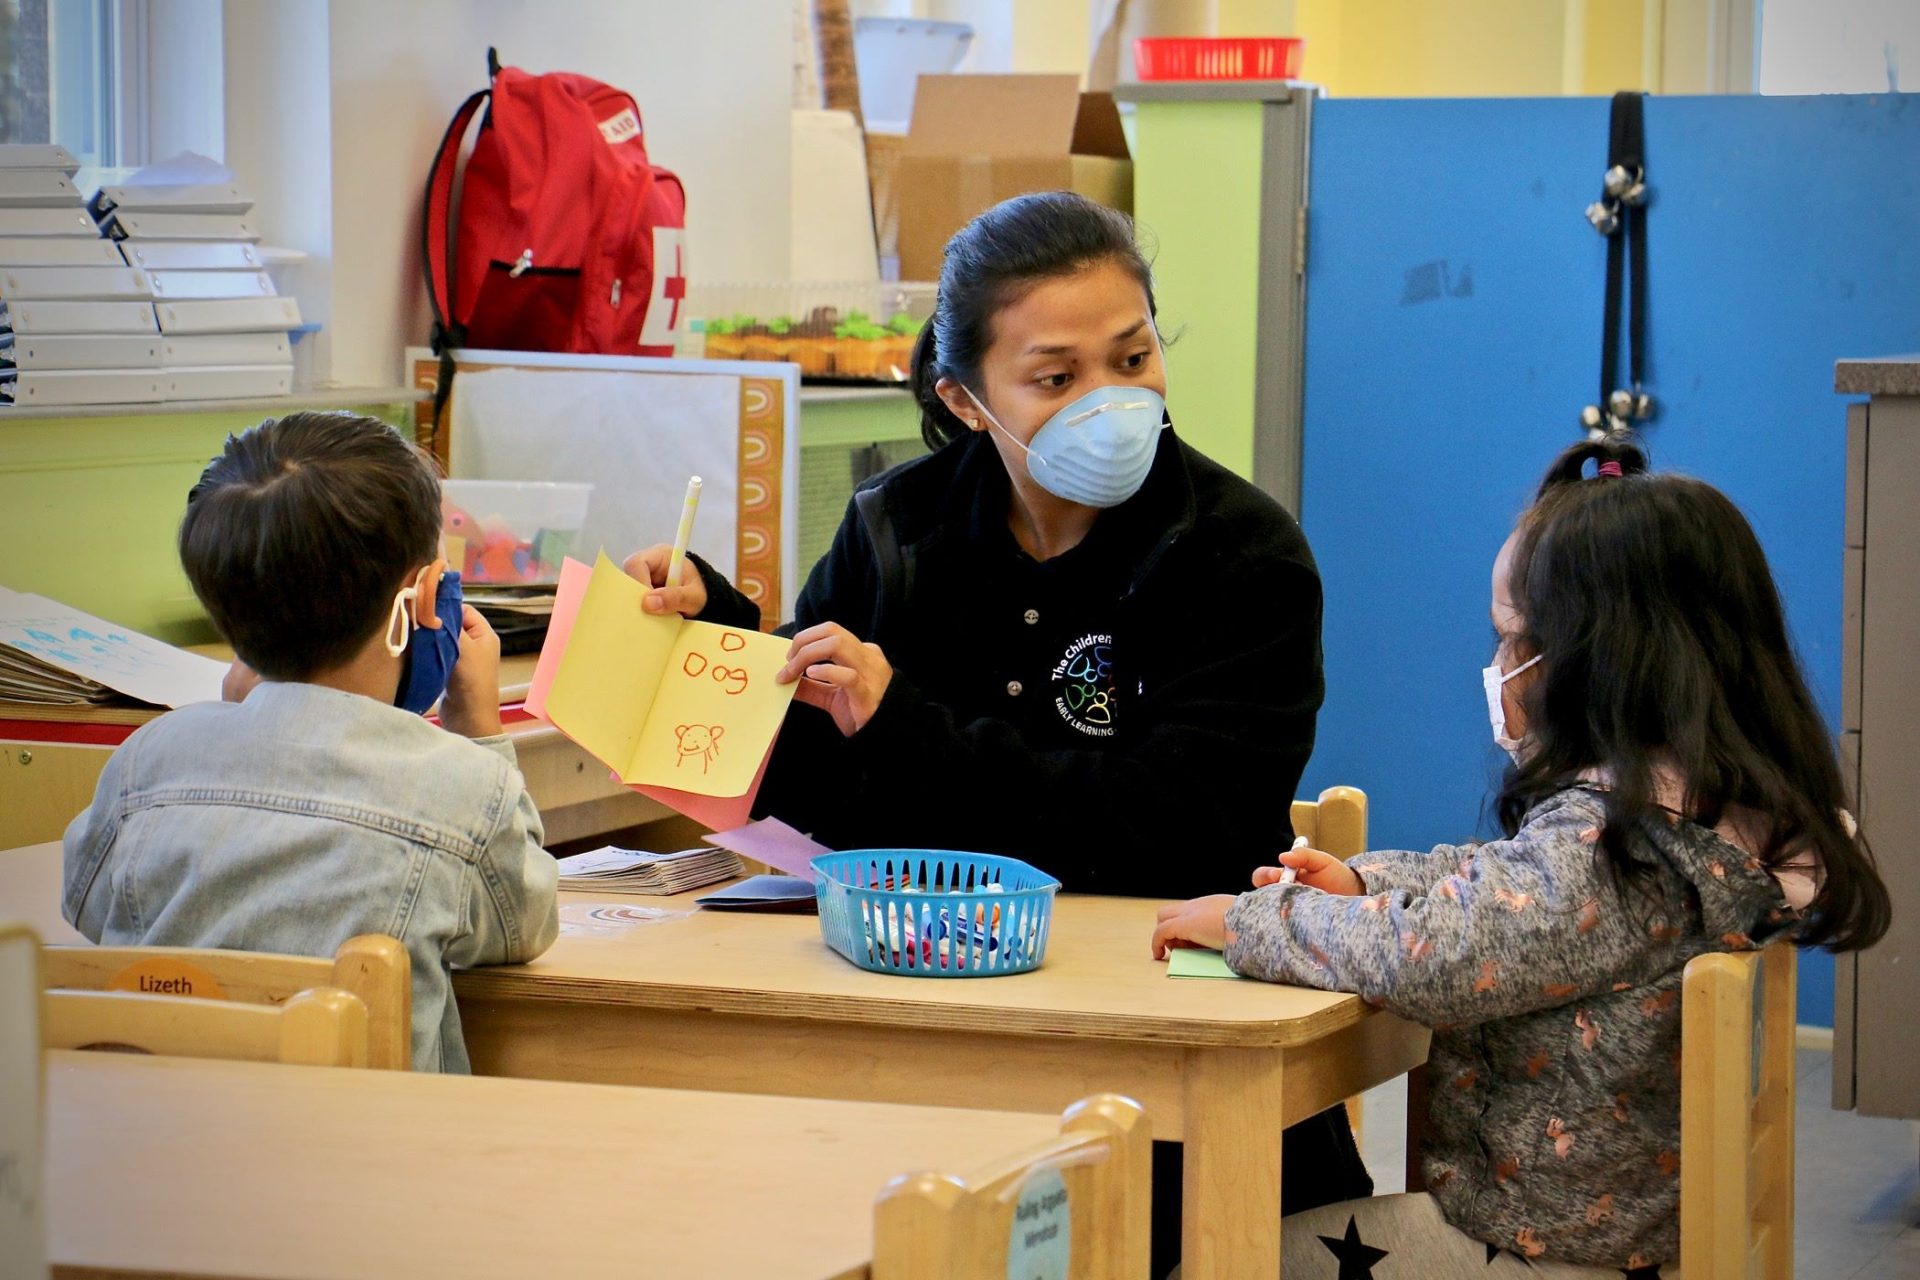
[{"xmin": 451, "ymin": 968, "xmax": 1383, "ymax": 1049}]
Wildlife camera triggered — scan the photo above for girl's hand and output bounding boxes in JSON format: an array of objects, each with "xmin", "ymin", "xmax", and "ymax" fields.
[
  {"xmin": 1150, "ymin": 895, "xmax": 1239, "ymax": 959},
  {"xmin": 1252, "ymin": 844, "xmax": 1363, "ymax": 896},
  {"xmin": 439, "ymin": 605, "xmax": 504, "ymax": 739},
  {"xmin": 623, "ymin": 544, "xmax": 709, "ymax": 618},
  {"xmin": 776, "ymin": 621, "xmax": 892, "ymax": 737}
]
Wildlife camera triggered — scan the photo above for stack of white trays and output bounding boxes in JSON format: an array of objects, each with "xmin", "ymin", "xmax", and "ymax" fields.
[
  {"xmin": 0, "ymin": 144, "xmax": 164, "ymax": 408},
  {"xmin": 93, "ymin": 178, "xmax": 299, "ymax": 401}
]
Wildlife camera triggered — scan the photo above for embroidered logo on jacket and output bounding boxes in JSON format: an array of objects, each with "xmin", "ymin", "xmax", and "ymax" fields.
[{"xmin": 1051, "ymin": 633, "xmax": 1116, "ymax": 738}]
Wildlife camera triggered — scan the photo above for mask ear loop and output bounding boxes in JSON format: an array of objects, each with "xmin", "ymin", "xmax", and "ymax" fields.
[
  {"xmin": 410, "ymin": 558, "xmax": 448, "ymax": 630},
  {"xmin": 1499, "ymin": 652, "xmax": 1545, "ymax": 683},
  {"xmin": 963, "ymin": 385, "xmax": 1041, "ymax": 462},
  {"xmin": 385, "ymin": 587, "xmax": 417, "ymax": 658}
]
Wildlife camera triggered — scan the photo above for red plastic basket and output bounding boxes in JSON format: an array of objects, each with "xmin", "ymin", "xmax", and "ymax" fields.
[{"xmin": 1133, "ymin": 36, "xmax": 1304, "ymax": 82}]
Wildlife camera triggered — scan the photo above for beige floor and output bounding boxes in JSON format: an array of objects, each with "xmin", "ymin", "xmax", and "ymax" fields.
[{"xmin": 1355, "ymin": 1047, "xmax": 1920, "ymax": 1278}]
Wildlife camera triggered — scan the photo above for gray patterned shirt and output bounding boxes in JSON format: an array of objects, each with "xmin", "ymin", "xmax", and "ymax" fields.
[{"xmin": 1223, "ymin": 785, "xmax": 1800, "ymax": 1268}]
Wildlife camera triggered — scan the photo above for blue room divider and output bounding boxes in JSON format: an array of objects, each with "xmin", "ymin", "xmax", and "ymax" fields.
[{"xmin": 1297, "ymin": 93, "xmax": 1920, "ymax": 1026}]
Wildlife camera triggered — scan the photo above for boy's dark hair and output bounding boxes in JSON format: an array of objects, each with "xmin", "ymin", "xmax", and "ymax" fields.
[
  {"xmin": 1496, "ymin": 435, "xmax": 1890, "ymax": 951},
  {"xmin": 179, "ymin": 411, "xmax": 442, "ymax": 682},
  {"xmin": 909, "ymin": 190, "xmax": 1157, "ymax": 451}
]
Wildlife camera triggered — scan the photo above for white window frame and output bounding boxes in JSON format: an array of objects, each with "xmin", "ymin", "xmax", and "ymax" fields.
[{"xmin": 105, "ymin": 0, "xmax": 150, "ymax": 165}]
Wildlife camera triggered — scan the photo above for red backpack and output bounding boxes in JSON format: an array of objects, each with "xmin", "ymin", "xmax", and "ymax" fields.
[{"xmin": 423, "ymin": 50, "xmax": 688, "ymax": 408}]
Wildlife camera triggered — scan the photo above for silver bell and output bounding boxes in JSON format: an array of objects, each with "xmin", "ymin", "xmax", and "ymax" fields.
[
  {"xmin": 1620, "ymin": 178, "xmax": 1649, "ymax": 207},
  {"xmin": 1607, "ymin": 413, "xmax": 1632, "ymax": 435},
  {"xmin": 1586, "ymin": 200, "xmax": 1620, "ymax": 235},
  {"xmin": 1608, "ymin": 388, "xmax": 1635, "ymax": 419},
  {"xmin": 1581, "ymin": 404, "xmax": 1605, "ymax": 431},
  {"xmin": 1632, "ymin": 392, "xmax": 1655, "ymax": 421},
  {"xmin": 1603, "ymin": 164, "xmax": 1635, "ymax": 198}
]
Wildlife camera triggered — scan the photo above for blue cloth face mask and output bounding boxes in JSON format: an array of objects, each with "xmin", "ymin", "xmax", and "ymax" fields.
[
  {"xmin": 385, "ymin": 569, "xmax": 462, "ymax": 715},
  {"xmin": 966, "ymin": 383, "xmax": 1169, "ymax": 509}
]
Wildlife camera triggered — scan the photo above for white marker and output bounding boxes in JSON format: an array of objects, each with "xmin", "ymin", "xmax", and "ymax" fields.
[
  {"xmin": 664, "ymin": 475, "xmax": 703, "ymax": 594},
  {"xmin": 1278, "ymin": 834, "xmax": 1307, "ymax": 885}
]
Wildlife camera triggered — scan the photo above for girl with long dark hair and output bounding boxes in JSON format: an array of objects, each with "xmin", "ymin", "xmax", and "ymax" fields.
[{"xmin": 1153, "ymin": 435, "xmax": 1890, "ymax": 1276}]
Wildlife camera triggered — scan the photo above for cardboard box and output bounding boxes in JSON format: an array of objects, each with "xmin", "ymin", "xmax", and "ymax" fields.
[
  {"xmin": 864, "ymin": 130, "xmax": 907, "ymax": 274},
  {"xmin": 894, "ymin": 75, "xmax": 1132, "ymax": 283}
]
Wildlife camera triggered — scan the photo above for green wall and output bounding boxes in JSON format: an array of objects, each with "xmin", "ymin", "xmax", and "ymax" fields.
[
  {"xmin": 1129, "ymin": 99, "xmax": 1268, "ymax": 479},
  {"xmin": 0, "ymin": 402, "xmax": 413, "ymax": 645}
]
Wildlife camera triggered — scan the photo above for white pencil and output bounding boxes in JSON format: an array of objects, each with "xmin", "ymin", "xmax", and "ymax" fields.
[
  {"xmin": 1278, "ymin": 834, "xmax": 1307, "ymax": 885},
  {"xmin": 664, "ymin": 476, "xmax": 703, "ymax": 592}
]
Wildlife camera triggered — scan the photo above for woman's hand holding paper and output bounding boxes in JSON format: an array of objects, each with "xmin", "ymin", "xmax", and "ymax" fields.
[{"xmin": 777, "ymin": 621, "xmax": 892, "ymax": 737}]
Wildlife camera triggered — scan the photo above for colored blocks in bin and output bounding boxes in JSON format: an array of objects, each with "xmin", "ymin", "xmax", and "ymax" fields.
[{"xmin": 811, "ymin": 850, "xmax": 1060, "ymax": 977}]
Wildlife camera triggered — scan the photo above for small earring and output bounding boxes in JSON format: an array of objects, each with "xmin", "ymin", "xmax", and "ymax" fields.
[{"xmin": 968, "ymin": 418, "xmax": 981, "ymax": 430}]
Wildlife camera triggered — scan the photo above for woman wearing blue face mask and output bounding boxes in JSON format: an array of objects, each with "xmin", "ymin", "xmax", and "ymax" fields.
[
  {"xmin": 625, "ymin": 192, "xmax": 1362, "ymax": 1262},
  {"xmin": 629, "ymin": 191, "xmax": 1328, "ymax": 894}
]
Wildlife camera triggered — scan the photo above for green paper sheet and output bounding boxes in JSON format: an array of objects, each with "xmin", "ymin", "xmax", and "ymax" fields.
[{"xmin": 1166, "ymin": 948, "xmax": 1243, "ymax": 980}]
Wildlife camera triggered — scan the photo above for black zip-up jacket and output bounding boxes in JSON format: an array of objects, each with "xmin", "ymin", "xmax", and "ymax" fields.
[{"xmin": 695, "ymin": 425, "xmax": 1324, "ymax": 899}]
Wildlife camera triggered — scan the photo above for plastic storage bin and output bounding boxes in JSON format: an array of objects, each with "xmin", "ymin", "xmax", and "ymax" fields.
[
  {"xmin": 812, "ymin": 850, "xmax": 1060, "ymax": 977},
  {"xmin": 1133, "ymin": 36, "xmax": 1304, "ymax": 81},
  {"xmin": 440, "ymin": 480, "xmax": 592, "ymax": 586}
]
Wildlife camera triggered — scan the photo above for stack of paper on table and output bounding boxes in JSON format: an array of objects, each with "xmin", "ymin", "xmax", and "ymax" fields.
[
  {"xmin": 554, "ymin": 845, "xmax": 745, "ymax": 895},
  {"xmin": 92, "ymin": 161, "xmax": 296, "ymax": 402},
  {"xmin": 0, "ymin": 144, "xmax": 166, "ymax": 408},
  {"xmin": 0, "ymin": 587, "xmax": 226, "ymax": 709},
  {"xmin": 526, "ymin": 554, "xmax": 799, "ymax": 831}
]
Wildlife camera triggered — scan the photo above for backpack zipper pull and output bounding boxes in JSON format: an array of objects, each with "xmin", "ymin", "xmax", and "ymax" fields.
[
  {"xmin": 509, "ymin": 248, "xmax": 533, "ymax": 277},
  {"xmin": 610, "ymin": 277, "xmax": 622, "ymax": 308}
]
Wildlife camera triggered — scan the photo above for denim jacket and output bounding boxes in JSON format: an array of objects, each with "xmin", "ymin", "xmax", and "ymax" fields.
[{"xmin": 62, "ymin": 681, "xmax": 559, "ymax": 1071}]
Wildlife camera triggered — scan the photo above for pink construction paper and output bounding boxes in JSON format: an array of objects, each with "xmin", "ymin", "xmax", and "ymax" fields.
[
  {"xmin": 631, "ymin": 735, "xmax": 778, "ymax": 831},
  {"xmin": 530, "ymin": 556, "xmax": 780, "ymax": 829},
  {"xmin": 522, "ymin": 556, "xmax": 592, "ymax": 722},
  {"xmin": 702, "ymin": 817, "xmax": 830, "ymax": 882}
]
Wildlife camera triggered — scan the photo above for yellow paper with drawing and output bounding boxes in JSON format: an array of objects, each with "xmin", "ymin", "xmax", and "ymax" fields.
[{"xmin": 540, "ymin": 553, "xmax": 796, "ymax": 797}]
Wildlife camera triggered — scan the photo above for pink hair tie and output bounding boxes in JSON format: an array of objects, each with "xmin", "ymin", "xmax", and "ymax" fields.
[{"xmin": 1596, "ymin": 460, "xmax": 1625, "ymax": 478}]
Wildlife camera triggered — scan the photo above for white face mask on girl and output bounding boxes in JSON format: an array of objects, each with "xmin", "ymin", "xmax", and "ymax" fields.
[{"xmin": 1482, "ymin": 652, "xmax": 1543, "ymax": 762}]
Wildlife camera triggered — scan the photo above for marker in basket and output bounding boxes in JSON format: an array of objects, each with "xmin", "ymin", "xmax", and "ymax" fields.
[
  {"xmin": 664, "ymin": 475, "xmax": 703, "ymax": 592},
  {"xmin": 1277, "ymin": 834, "xmax": 1308, "ymax": 885}
]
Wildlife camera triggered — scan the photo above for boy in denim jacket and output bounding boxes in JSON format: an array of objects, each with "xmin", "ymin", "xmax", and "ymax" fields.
[{"xmin": 64, "ymin": 411, "xmax": 558, "ymax": 1071}]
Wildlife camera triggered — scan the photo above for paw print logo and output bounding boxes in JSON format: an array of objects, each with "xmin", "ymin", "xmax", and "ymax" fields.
[
  {"xmin": 1050, "ymin": 633, "xmax": 1119, "ymax": 739},
  {"xmin": 1065, "ymin": 644, "xmax": 1113, "ymax": 685}
]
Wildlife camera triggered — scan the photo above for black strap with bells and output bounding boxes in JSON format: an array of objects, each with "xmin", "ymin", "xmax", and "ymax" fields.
[{"xmin": 1583, "ymin": 91, "xmax": 1653, "ymax": 437}]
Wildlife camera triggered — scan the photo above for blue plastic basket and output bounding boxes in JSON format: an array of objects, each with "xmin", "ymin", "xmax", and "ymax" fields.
[{"xmin": 812, "ymin": 850, "xmax": 1060, "ymax": 977}]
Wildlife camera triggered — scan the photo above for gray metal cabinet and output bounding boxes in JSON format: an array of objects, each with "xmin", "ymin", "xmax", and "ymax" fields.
[{"xmin": 1833, "ymin": 355, "xmax": 1920, "ymax": 1121}]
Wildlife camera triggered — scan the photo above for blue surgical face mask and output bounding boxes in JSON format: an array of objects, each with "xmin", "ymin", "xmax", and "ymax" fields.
[
  {"xmin": 966, "ymin": 383, "xmax": 1169, "ymax": 509},
  {"xmin": 385, "ymin": 570, "xmax": 462, "ymax": 715}
]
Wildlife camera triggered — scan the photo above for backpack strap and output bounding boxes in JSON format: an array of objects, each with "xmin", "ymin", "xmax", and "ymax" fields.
[
  {"xmin": 420, "ymin": 86, "xmax": 490, "ymax": 447},
  {"xmin": 854, "ymin": 484, "xmax": 907, "ymax": 639}
]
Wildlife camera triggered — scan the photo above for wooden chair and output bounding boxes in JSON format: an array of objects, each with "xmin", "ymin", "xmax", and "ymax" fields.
[
  {"xmin": 42, "ymin": 934, "xmax": 411, "ymax": 1069},
  {"xmin": 1291, "ymin": 785, "xmax": 1370, "ymax": 1141},
  {"xmin": 44, "ymin": 986, "xmax": 369, "ymax": 1067},
  {"xmin": 871, "ymin": 1093, "xmax": 1151, "ymax": 1279},
  {"xmin": 1680, "ymin": 941, "xmax": 1796, "ymax": 1280},
  {"xmin": 1289, "ymin": 785, "xmax": 1368, "ymax": 865}
]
